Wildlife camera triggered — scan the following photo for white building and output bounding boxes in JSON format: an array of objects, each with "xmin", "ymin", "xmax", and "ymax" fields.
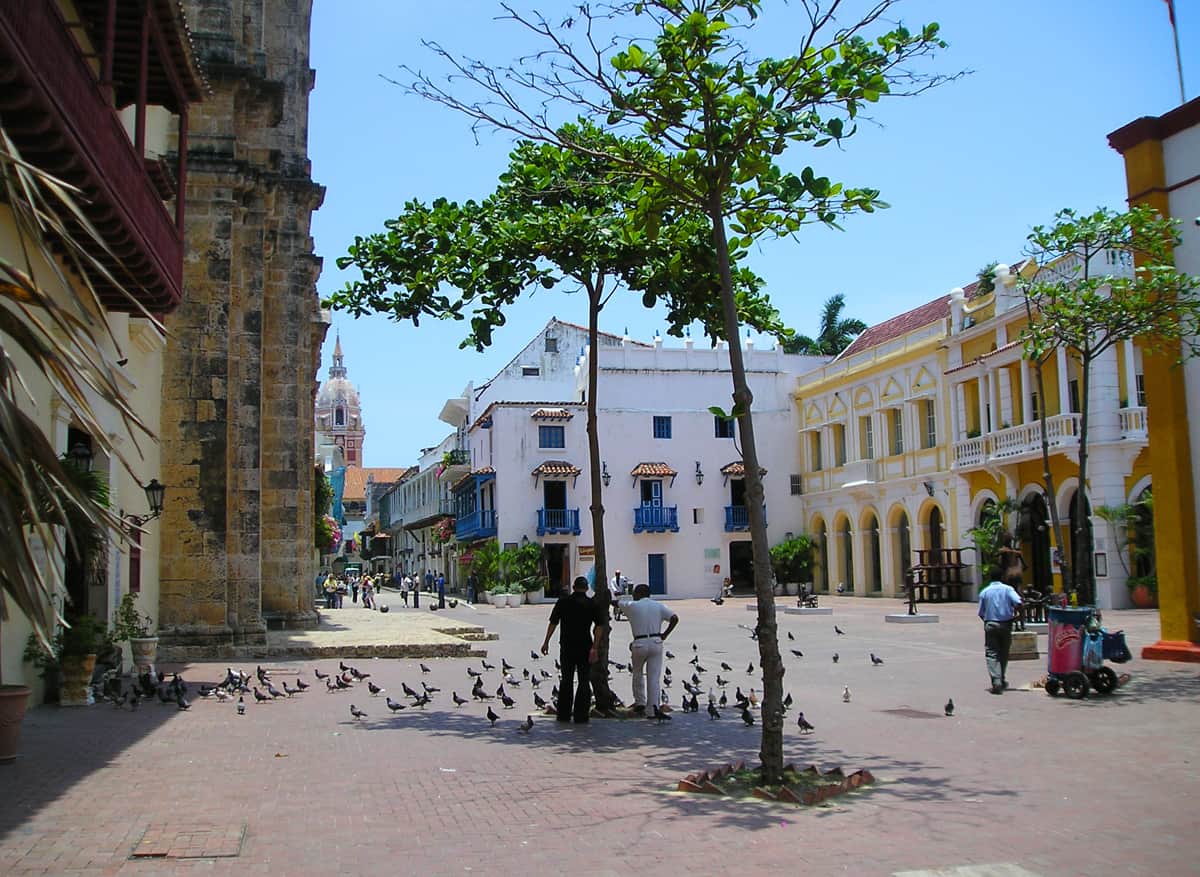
[{"xmin": 451, "ymin": 329, "xmax": 825, "ymax": 599}]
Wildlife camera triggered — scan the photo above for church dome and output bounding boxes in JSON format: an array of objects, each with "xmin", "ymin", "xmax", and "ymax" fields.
[{"xmin": 317, "ymin": 376, "xmax": 359, "ymax": 408}]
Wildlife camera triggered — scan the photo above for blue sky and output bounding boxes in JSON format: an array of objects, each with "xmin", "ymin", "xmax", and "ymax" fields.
[{"xmin": 308, "ymin": 0, "xmax": 1195, "ymax": 468}]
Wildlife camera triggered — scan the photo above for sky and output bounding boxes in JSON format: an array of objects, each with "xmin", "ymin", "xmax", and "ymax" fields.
[{"xmin": 307, "ymin": 0, "xmax": 1196, "ymax": 468}]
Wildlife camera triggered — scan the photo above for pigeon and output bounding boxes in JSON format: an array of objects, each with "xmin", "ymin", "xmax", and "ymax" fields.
[
  {"xmin": 257, "ymin": 665, "xmax": 270, "ymax": 684},
  {"xmin": 410, "ymin": 693, "xmax": 431, "ymax": 709},
  {"xmin": 746, "ymin": 662, "xmax": 755, "ymax": 674},
  {"xmin": 692, "ymin": 643, "xmax": 698, "ymax": 652},
  {"xmin": 314, "ymin": 668, "xmax": 329, "ymax": 680},
  {"xmin": 350, "ymin": 704, "xmax": 367, "ymax": 721},
  {"xmin": 652, "ymin": 705, "xmax": 671, "ymax": 722},
  {"xmin": 326, "ymin": 678, "xmax": 337, "ymax": 692},
  {"xmin": 295, "ymin": 678, "xmax": 310, "ymax": 692},
  {"xmin": 716, "ymin": 675, "xmax": 728, "ymax": 688},
  {"xmin": 452, "ymin": 692, "xmax": 469, "ymax": 708},
  {"xmin": 237, "ymin": 696, "xmax": 245, "ymax": 715},
  {"xmin": 870, "ymin": 653, "xmax": 884, "ymax": 666},
  {"xmin": 787, "ymin": 631, "xmax": 795, "ymax": 640},
  {"xmin": 790, "ymin": 649, "xmax": 804, "ymax": 658},
  {"xmin": 402, "ymin": 682, "xmax": 420, "ymax": 699},
  {"xmin": 467, "ymin": 668, "xmax": 481, "ymax": 678},
  {"xmin": 502, "ymin": 659, "xmax": 514, "ymax": 672},
  {"xmin": 176, "ymin": 693, "xmax": 191, "ymax": 711},
  {"xmin": 339, "ymin": 661, "xmax": 351, "ymax": 672},
  {"xmin": 835, "ymin": 625, "xmax": 846, "ymax": 635},
  {"xmin": 666, "ymin": 651, "xmax": 676, "ymax": 660},
  {"xmin": 533, "ymin": 692, "xmax": 548, "ymax": 710},
  {"xmin": 523, "ymin": 668, "xmax": 531, "ymax": 679},
  {"xmin": 691, "ymin": 673, "xmax": 701, "ymax": 686},
  {"xmin": 486, "ymin": 706, "xmax": 500, "ymax": 727},
  {"xmin": 842, "ymin": 686, "xmax": 852, "ymax": 703},
  {"xmin": 214, "ymin": 689, "xmax": 230, "ymax": 702},
  {"xmin": 496, "ymin": 684, "xmax": 506, "ymax": 698},
  {"xmin": 688, "ymin": 694, "xmax": 700, "ymax": 713},
  {"xmin": 340, "ymin": 673, "xmax": 356, "ymax": 686},
  {"xmin": 707, "ymin": 701, "xmax": 721, "ymax": 720},
  {"xmin": 695, "ymin": 664, "xmax": 707, "ymax": 674},
  {"xmin": 551, "ymin": 686, "xmax": 559, "ymax": 700},
  {"xmin": 282, "ymin": 681, "xmax": 299, "ymax": 696},
  {"xmin": 719, "ymin": 691, "xmax": 728, "ymax": 708},
  {"xmin": 266, "ymin": 683, "xmax": 287, "ymax": 700},
  {"xmin": 386, "ymin": 697, "xmax": 406, "ymax": 713},
  {"xmin": 472, "ymin": 684, "xmax": 493, "ymax": 701},
  {"xmin": 613, "ymin": 663, "xmax": 627, "ymax": 672},
  {"xmin": 832, "ymin": 653, "xmax": 839, "ymax": 663},
  {"xmin": 720, "ymin": 662, "xmax": 733, "ymax": 672},
  {"xmin": 504, "ymin": 675, "xmax": 521, "ymax": 688},
  {"xmin": 530, "ymin": 677, "xmax": 542, "ymax": 689},
  {"xmin": 367, "ymin": 681, "xmax": 384, "ymax": 697},
  {"xmin": 530, "ymin": 650, "xmax": 540, "ymax": 661},
  {"xmin": 517, "ymin": 714, "xmax": 534, "ymax": 734},
  {"xmin": 422, "ymin": 682, "xmax": 441, "ymax": 694},
  {"xmin": 741, "ymin": 707, "xmax": 755, "ymax": 726},
  {"xmin": 198, "ymin": 685, "xmax": 215, "ymax": 698},
  {"xmin": 501, "ymin": 693, "xmax": 516, "ymax": 709},
  {"xmin": 797, "ymin": 712, "xmax": 815, "ymax": 733},
  {"xmin": 481, "ymin": 660, "xmax": 495, "ymax": 671},
  {"xmin": 420, "ymin": 663, "xmax": 432, "ymax": 674},
  {"xmin": 253, "ymin": 687, "xmax": 270, "ymax": 703},
  {"xmin": 711, "ymin": 596, "xmax": 724, "ymax": 605},
  {"xmin": 540, "ymin": 669, "xmax": 552, "ymax": 679},
  {"xmin": 554, "ymin": 660, "xmax": 561, "ymax": 671},
  {"xmin": 944, "ymin": 698, "xmax": 955, "ymax": 717}
]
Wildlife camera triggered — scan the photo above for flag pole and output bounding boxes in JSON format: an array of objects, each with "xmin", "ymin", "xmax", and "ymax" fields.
[{"xmin": 1172, "ymin": 20, "xmax": 1186, "ymax": 103}]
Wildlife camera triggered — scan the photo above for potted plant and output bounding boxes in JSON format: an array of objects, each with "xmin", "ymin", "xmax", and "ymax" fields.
[
  {"xmin": 1, "ymin": 625, "xmax": 33, "ymax": 763},
  {"xmin": 489, "ymin": 582, "xmax": 510, "ymax": 607},
  {"xmin": 1127, "ymin": 575, "xmax": 1157, "ymax": 609},
  {"xmin": 58, "ymin": 615, "xmax": 106, "ymax": 706},
  {"xmin": 22, "ymin": 632, "xmax": 62, "ymax": 705},
  {"xmin": 112, "ymin": 592, "xmax": 157, "ymax": 676},
  {"xmin": 770, "ymin": 535, "xmax": 815, "ymax": 596}
]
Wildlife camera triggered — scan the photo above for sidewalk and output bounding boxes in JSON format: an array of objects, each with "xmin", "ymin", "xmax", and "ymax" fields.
[{"xmin": 0, "ymin": 597, "xmax": 1194, "ymax": 876}]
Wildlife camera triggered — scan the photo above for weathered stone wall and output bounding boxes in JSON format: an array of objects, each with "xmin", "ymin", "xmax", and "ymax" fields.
[{"xmin": 159, "ymin": 0, "xmax": 325, "ymax": 657}]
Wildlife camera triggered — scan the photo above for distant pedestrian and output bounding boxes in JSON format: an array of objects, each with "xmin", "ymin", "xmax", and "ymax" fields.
[
  {"xmin": 978, "ymin": 571, "xmax": 1023, "ymax": 694},
  {"xmin": 541, "ymin": 576, "xmax": 607, "ymax": 724},
  {"xmin": 362, "ymin": 576, "xmax": 375, "ymax": 610},
  {"xmin": 437, "ymin": 573, "xmax": 446, "ymax": 609},
  {"xmin": 323, "ymin": 574, "xmax": 338, "ymax": 609},
  {"xmin": 618, "ymin": 584, "xmax": 678, "ymax": 720},
  {"xmin": 351, "ymin": 577, "xmax": 360, "ymax": 604},
  {"xmin": 467, "ymin": 572, "xmax": 479, "ymax": 604},
  {"xmin": 610, "ymin": 569, "xmax": 627, "ymax": 620}
]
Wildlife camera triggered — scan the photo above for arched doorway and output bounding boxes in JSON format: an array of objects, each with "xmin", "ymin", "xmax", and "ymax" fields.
[
  {"xmin": 862, "ymin": 510, "xmax": 881, "ymax": 592},
  {"xmin": 838, "ymin": 517, "xmax": 854, "ymax": 593},
  {"xmin": 1020, "ymin": 493, "xmax": 1052, "ymax": 593},
  {"xmin": 812, "ymin": 517, "xmax": 828, "ymax": 592},
  {"xmin": 1067, "ymin": 489, "xmax": 1092, "ymax": 595},
  {"xmin": 927, "ymin": 505, "xmax": 944, "ymax": 555}
]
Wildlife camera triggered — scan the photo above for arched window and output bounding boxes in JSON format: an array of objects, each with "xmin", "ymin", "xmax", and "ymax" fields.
[{"xmin": 335, "ymin": 407, "xmax": 345, "ymax": 427}]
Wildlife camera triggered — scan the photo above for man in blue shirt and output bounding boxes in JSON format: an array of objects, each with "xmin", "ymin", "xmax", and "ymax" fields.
[{"xmin": 978, "ymin": 572, "xmax": 1023, "ymax": 694}]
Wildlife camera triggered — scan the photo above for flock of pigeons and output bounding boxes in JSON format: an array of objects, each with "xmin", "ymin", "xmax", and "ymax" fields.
[{"xmin": 98, "ymin": 620, "xmax": 954, "ymax": 728}]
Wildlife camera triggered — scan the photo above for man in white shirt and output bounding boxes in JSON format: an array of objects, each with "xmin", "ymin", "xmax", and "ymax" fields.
[
  {"xmin": 619, "ymin": 584, "xmax": 679, "ymax": 720},
  {"xmin": 610, "ymin": 570, "xmax": 627, "ymax": 620}
]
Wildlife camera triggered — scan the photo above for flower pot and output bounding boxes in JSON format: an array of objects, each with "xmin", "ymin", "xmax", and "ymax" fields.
[
  {"xmin": 492, "ymin": 593, "xmax": 507, "ymax": 607},
  {"xmin": 59, "ymin": 654, "xmax": 97, "ymax": 706},
  {"xmin": 130, "ymin": 637, "xmax": 159, "ymax": 677},
  {"xmin": 511, "ymin": 592, "xmax": 526, "ymax": 606},
  {"xmin": 0, "ymin": 685, "xmax": 31, "ymax": 764},
  {"xmin": 1130, "ymin": 584, "xmax": 1157, "ymax": 609},
  {"xmin": 785, "ymin": 582, "xmax": 800, "ymax": 597}
]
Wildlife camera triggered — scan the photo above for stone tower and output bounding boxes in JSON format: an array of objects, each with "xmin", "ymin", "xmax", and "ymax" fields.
[
  {"xmin": 159, "ymin": 0, "xmax": 326, "ymax": 655},
  {"xmin": 315, "ymin": 335, "xmax": 366, "ymax": 466}
]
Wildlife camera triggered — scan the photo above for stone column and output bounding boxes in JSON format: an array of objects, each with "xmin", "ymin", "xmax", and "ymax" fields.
[{"xmin": 1056, "ymin": 347, "xmax": 1071, "ymax": 415}]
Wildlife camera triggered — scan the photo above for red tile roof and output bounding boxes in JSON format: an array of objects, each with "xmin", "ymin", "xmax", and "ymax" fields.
[
  {"xmin": 531, "ymin": 460, "xmax": 582, "ymax": 476},
  {"xmin": 469, "ymin": 401, "xmax": 584, "ymax": 432},
  {"xmin": 451, "ymin": 467, "xmax": 495, "ymax": 491},
  {"xmin": 342, "ymin": 466, "xmax": 413, "ymax": 502},
  {"xmin": 630, "ymin": 462, "xmax": 677, "ymax": 478},
  {"xmin": 531, "ymin": 407, "xmax": 574, "ymax": 420},
  {"xmin": 719, "ymin": 461, "xmax": 767, "ymax": 477},
  {"xmin": 836, "ymin": 294, "xmax": 951, "ymax": 360}
]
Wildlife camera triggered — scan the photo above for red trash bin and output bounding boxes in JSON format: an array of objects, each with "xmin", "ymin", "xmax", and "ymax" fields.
[{"xmin": 1047, "ymin": 607, "xmax": 1091, "ymax": 675}]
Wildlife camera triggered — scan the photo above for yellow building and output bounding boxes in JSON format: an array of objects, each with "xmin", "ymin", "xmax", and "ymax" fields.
[
  {"xmin": 1108, "ymin": 97, "xmax": 1200, "ymax": 660},
  {"xmin": 795, "ymin": 262, "xmax": 1152, "ymax": 609}
]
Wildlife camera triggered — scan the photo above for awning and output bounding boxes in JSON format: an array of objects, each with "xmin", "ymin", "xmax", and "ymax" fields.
[
  {"xmin": 720, "ymin": 461, "xmax": 767, "ymax": 477},
  {"xmin": 630, "ymin": 462, "xmax": 677, "ymax": 478},
  {"xmin": 531, "ymin": 460, "xmax": 582, "ymax": 477},
  {"xmin": 531, "ymin": 407, "xmax": 574, "ymax": 420}
]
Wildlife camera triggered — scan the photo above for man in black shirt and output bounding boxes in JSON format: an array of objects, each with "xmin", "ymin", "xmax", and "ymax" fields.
[{"xmin": 540, "ymin": 576, "xmax": 607, "ymax": 724}]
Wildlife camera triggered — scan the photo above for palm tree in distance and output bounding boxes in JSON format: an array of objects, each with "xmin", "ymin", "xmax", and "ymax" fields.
[{"xmin": 781, "ymin": 294, "xmax": 868, "ymax": 355}]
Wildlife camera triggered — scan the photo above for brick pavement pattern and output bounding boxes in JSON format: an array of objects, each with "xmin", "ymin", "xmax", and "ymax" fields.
[{"xmin": 1, "ymin": 598, "xmax": 1196, "ymax": 876}]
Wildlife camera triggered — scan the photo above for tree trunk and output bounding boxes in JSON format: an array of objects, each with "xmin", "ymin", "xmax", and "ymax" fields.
[
  {"xmin": 709, "ymin": 199, "xmax": 784, "ymax": 784},
  {"xmin": 584, "ymin": 278, "xmax": 618, "ymax": 713},
  {"xmin": 1074, "ymin": 352, "xmax": 1095, "ymax": 604}
]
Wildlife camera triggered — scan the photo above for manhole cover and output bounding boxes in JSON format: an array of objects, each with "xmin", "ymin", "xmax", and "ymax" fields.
[
  {"xmin": 131, "ymin": 823, "xmax": 245, "ymax": 859},
  {"xmin": 881, "ymin": 708, "xmax": 942, "ymax": 719}
]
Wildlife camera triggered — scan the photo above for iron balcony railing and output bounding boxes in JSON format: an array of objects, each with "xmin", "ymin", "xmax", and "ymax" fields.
[
  {"xmin": 537, "ymin": 507, "xmax": 581, "ymax": 536},
  {"xmin": 633, "ymin": 506, "xmax": 679, "ymax": 533}
]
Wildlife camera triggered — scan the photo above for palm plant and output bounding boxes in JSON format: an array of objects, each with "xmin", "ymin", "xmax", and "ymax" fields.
[
  {"xmin": 781, "ymin": 294, "xmax": 867, "ymax": 355},
  {"xmin": 0, "ymin": 121, "xmax": 155, "ymax": 665}
]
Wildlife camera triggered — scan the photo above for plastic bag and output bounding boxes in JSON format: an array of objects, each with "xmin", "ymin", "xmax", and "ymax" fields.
[
  {"xmin": 1102, "ymin": 630, "xmax": 1132, "ymax": 664},
  {"xmin": 1082, "ymin": 630, "xmax": 1105, "ymax": 671}
]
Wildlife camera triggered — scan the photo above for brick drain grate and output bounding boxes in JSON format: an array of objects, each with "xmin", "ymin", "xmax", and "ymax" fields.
[
  {"xmin": 881, "ymin": 708, "xmax": 944, "ymax": 719},
  {"xmin": 131, "ymin": 823, "xmax": 245, "ymax": 859}
]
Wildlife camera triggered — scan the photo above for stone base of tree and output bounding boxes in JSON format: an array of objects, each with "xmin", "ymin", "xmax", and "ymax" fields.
[
  {"xmin": 884, "ymin": 613, "xmax": 939, "ymax": 623},
  {"xmin": 677, "ymin": 760, "xmax": 874, "ymax": 805}
]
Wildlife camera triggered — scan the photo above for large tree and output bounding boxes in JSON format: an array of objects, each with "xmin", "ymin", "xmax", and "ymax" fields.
[
  {"xmin": 780, "ymin": 293, "xmax": 867, "ymax": 354},
  {"xmin": 330, "ymin": 121, "xmax": 787, "ymax": 711},
  {"xmin": 404, "ymin": 0, "xmax": 950, "ymax": 782},
  {"xmin": 1018, "ymin": 205, "xmax": 1200, "ymax": 605}
]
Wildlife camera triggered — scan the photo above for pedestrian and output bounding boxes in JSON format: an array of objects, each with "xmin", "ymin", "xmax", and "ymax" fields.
[
  {"xmin": 540, "ymin": 576, "xmax": 607, "ymax": 724},
  {"xmin": 610, "ymin": 569, "xmax": 626, "ymax": 620},
  {"xmin": 335, "ymin": 576, "xmax": 347, "ymax": 609},
  {"xmin": 978, "ymin": 570, "xmax": 1024, "ymax": 694},
  {"xmin": 400, "ymin": 574, "xmax": 411, "ymax": 607},
  {"xmin": 467, "ymin": 572, "xmax": 479, "ymax": 605},
  {"xmin": 362, "ymin": 575, "xmax": 374, "ymax": 610},
  {"xmin": 351, "ymin": 576, "xmax": 360, "ymax": 605},
  {"xmin": 323, "ymin": 573, "xmax": 338, "ymax": 609},
  {"xmin": 618, "ymin": 583, "xmax": 678, "ymax": 720},
  {"xmin": 437, "ymin": 572, "xmax": 446, "ymax": 609}
]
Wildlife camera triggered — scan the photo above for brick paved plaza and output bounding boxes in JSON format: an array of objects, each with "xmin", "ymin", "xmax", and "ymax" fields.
[{"xmin": 1, "ymin": 596, "xmax": 1196, "ymax": 876}]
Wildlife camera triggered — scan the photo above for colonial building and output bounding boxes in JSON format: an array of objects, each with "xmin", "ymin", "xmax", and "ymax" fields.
[
  {"xmin": 0, "ymin": 0, "xmax": 204, "ymax": 688},
  {"xmin": 792, "ymin": 259, "xmax": 1152, "ymax": 609},
  {"xmin": 158, "ymin": 0, "xmax": 326, "ymax": 655},
  {"xmin": 315, "ymin": 335, "xmax": 364, "ymax": 466},
  {"xmin": 1108, "ymin": 96, "xmax": 1200, "ymax": 659}
]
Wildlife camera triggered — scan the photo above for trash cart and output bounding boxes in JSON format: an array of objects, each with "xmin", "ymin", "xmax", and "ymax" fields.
[{"xmin": 1044, "ymin": 606, "xmax": 1125, "ymax": 699}]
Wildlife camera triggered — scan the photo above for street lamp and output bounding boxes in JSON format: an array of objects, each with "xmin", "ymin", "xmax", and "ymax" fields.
[
  {"xmin": 695, "ymin": 461, "xmax": 704, "ymax": 485},
  {"xmin": 68, "ymin": 440, "xmax": 92, "ymax": 471},
  {"xmin": 601, "ymin": 462, "xmax": 611, "ymax": 487},
  {"xmin": 124, "ymin": 479, "xmax": 166, "ymax": 526}
]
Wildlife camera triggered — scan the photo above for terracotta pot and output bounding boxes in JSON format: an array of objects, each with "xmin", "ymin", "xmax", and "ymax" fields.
[
  {"xmin": 130, "ymin": 637, "xmax": 159, "ymax": 676},
  {"xmin": 59, "ymin": 654, "xmax": 97, "ymax": 706},
  {"xmin": 1130, "ymin": 584, "xmax": 1157, "ymax": 609},
  {"xmin": 0, "ymin": 685, "xmax": 31, "ymax": 764}
]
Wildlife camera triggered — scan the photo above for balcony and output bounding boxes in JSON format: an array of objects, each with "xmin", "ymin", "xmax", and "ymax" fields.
[
  {"xmin": 455, "ymin": 508, "xmax": 496, "ymax": 541},
  {"xmin": 724, "ymin": 505, "xmax": 767, "ymax": 532},
  {"xmin": 633, "ymin": 506, "xmax": 679, "ymax": 534},
  {"xmin": 537, "ymin": 507, "xmax": 581, "ymax": 536},
  {"xmin": 1119, "ymin": 406, "xmax": 1148, "ymax": 439},
  {"xmin": 438, "ymin": 448, "xmax": 472, "ymax": 480},
  {"xmin": 0, "ymin": 1, "xmax": 190, "ymax": 312},
  {"xmin": 832, "ymin": 459, "xmax": 878, "ymax": 489},
  {"xmin": 953, "ymin": 414, "xmax": 1081, "ymax": 470}
]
